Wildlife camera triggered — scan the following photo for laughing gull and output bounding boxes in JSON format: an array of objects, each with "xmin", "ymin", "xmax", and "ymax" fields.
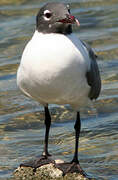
[{"xmin": 17, "ymin": 2, "xmax": 101, "ymax": 177}]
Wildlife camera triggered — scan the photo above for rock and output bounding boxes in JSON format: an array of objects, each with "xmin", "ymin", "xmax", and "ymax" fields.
[{"xmin": 13, "ymin": 159, "xmax": 90, "ymax": 180}]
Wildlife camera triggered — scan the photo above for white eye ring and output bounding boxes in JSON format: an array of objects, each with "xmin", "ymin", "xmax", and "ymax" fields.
[
  {"xmin": 67, "ymin": 4, "xmax": 70, "ymax": 9},
  {"xmin": 67, "ymin": 4, "xmax": 70, "ymax": 13},
  {"xmin": 43, "ymin": 10, "xmax": 52, "ymax": 21}
]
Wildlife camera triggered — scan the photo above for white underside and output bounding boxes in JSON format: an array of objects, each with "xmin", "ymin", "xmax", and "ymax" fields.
[{"xmin": 17, "ymin": 31, "xmax": 91, "ymax": 110}]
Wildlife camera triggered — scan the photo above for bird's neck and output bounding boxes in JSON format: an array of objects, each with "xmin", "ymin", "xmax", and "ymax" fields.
[{"xmin": 36, "ymin": 24, "xmax": 72, "ymax": 35}]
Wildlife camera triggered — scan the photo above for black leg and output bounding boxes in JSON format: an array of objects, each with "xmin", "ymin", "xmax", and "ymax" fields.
[
  {"xmin": 20, "ymin": 106, "xmax": 54, "ymax": 169},
  {"xmin": 43, "ymin": 106, "xmax": 51, "ymax": 156},
  {"xmin": 71, "ymin": 111, "xmax": 81, "ymax": 163},
  {"xmin": 57, "ymin": 112, "xmax": 88, "ymax": 177},
  {"xmin": 67, "ymin": 111, "xmax": 87, "ymax": 176}
]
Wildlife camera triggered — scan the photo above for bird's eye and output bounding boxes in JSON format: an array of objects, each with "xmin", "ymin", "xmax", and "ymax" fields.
[
  {"xmin": 44, "ymin": 10, "xmax": 52, "ymax": 20},
  {"xmin": 67, "ymin": 4, "xmax": 70, "ymax": 13},
  {"xmin": 68, "ymin": 9, "xmax": 70, "ymax": 13},
  {"xmin": 45, "ymin": 12, "xmax": 51, "ymax": 18}
]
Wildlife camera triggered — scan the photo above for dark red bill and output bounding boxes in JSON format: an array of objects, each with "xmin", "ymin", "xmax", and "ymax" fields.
[{"xmin": 57, "ymin": 14, "xmax": 80, "ymax": 26}]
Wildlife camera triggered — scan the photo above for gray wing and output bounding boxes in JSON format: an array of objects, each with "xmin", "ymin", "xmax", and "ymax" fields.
[{"xmin": 81, "ymin": 41, "xmax": 101, "ymax": 100}]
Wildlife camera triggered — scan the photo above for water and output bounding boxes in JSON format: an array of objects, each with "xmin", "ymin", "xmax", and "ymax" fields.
[{"xmin": 0, "ymin": 0, "xmax": 118, "ymax": 179}]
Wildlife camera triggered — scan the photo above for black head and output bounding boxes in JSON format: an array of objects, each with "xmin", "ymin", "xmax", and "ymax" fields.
[{"xmin": 36, "ymin": 2, "xmax": 79, "ymax": 34}]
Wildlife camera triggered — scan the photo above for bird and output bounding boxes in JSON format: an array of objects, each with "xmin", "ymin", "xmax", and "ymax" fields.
[{"xmin": 17, "ymin": 2, "xmax": 101, "ymax": 177}]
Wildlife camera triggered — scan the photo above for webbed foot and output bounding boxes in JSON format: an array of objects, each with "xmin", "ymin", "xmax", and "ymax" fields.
[
  {"xmin": 20, "ymin": 154, "xmax": 55, "ymax": 169},
  {"xmin": 56, "ymin": 161, "xmax": 93, "ymax": 179}
]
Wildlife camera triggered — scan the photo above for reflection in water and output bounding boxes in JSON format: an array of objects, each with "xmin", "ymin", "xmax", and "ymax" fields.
[{"xmin": 0, "ymin": 0, "xmax": 118, "ymax": 179}]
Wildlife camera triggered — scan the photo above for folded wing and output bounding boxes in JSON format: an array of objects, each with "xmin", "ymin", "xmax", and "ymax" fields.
[{"xmin": 82, "ymin": 41, "xmax": 101, "ymax": 100}]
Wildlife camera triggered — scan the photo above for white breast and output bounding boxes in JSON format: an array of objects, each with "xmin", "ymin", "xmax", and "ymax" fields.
[{"xmin": 17, "ymin": 31, "xmax": 91, "ymax": 110}]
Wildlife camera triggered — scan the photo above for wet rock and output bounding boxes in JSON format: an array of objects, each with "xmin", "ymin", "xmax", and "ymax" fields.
[{"xmin": 13, "ymin": 159, "xmax": 89, "ymax": 180}]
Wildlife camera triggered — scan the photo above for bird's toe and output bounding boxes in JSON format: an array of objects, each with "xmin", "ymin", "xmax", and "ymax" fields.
[
  {"xmin": 56, "ymin": 161, "xmax": 92, "ymax": 179},
  {"xmin": 20, "ymin": 155, "xmax": 55, "ymax": 169}
]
